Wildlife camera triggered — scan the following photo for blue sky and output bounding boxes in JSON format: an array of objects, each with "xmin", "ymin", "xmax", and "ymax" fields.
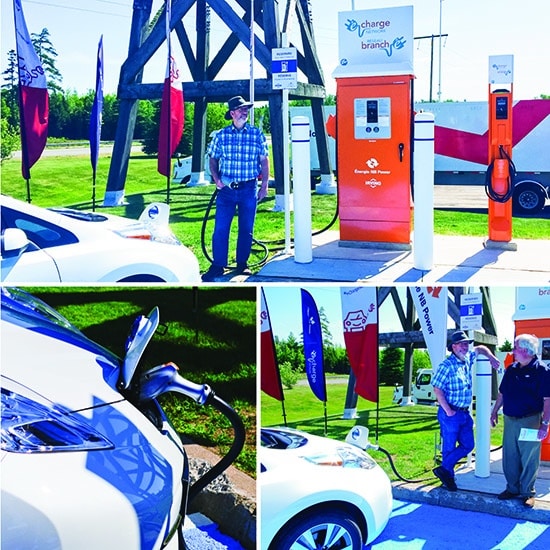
[
  {"xmin": 263, "ymin": 285, "xmax": 516, "ymax": 348},
  {"xmin": 2, "ymin": 0, "xmax": 548, "ymax": 101}
]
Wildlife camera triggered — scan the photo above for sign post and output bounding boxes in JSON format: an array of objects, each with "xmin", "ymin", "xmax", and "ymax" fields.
[{"xmin": 272, "ymin": 45, "xmax": 297, "ymax": 251}]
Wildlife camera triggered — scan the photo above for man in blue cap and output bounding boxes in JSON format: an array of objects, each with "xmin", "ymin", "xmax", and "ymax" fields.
[{"xmin": 432, "ymin": 330, "xmax": 500, "ymax": 491}]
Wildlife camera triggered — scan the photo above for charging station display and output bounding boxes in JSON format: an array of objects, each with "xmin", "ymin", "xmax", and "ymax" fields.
[{"xmin": 354, "ymin": 98, "xmax": 391, "ymax": 139}]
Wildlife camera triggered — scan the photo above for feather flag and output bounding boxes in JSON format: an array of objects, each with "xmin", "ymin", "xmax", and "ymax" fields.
[
  {"xmin": 260, "ymin": 289, "xmax": 284, "ymax": 401},
  {"xmin": 301, "ymin": 289, "xmax": 326, "ymax": 403},
  {"xmin": 89, "ymin": 35, "xmax": 104, "ymax": 176},
  {"xmin": 13, "ymin": 0, "xmax": 49, "ymax": 182},
  {"xmin": 157, "ymin": 0, "xmax": 184, "ymax": 177},
  {"xmin": 410, "ymin": 286, "xmax": 448, "ymax": 372},
  {"xmin": 341, "ymin": 287, "xmax": 379, "ymax": 403}
]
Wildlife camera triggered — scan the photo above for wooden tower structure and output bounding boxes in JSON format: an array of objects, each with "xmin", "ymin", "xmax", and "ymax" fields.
[
  {"xmin": 104, "ymin": 0, "xmax": 333, "ymax": 205},
  {"xmin": 343, "ymin": 287, "xmax": 501, "ymax": 413}
]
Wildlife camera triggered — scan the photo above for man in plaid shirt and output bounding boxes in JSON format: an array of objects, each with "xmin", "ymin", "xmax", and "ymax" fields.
[
  {"xmin": 432, "ymin": 330, "xmax": 500, "ymax": 491},
  {"xmin": 202, "ymin": 96, "xmax": 270, "ymax": 282}
]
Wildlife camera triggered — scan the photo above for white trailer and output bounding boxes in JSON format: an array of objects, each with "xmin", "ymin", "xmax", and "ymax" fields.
[
  {"xmin": 423, "ymin": 99, "xmax": 550, "ymax": 214},
  {"xmin": 291, "ymin": 99, "xmax": 550, "ymax": 213}
]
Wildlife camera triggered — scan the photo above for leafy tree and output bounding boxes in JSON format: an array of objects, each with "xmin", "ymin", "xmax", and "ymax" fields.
[
  {"xmin": 279, "ymin": 361, "xmax": 300, "ymax": 390},
  {"xmin": 412, "ymin": 349, "xmax": 432, "ymax": 373},
  {"xmin": 1, "ymin": 95, "xmax": 19, "ymax": 161},
  {"xmin": 379, "ymin": 346, "xmax": 404, "ymax": 385},
  {"xmin": 275, "ymin": 332, "xmax": 303, "ymax": 372},
  {"xmin": 499, "ymin": 338, "xmax": 513, "ymax": 352},
  {"xmin": 31, "ymin": 28, "xmax": 63, "ymax": 94}
]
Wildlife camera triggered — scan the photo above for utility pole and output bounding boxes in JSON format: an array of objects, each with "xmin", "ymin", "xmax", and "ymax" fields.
[{"xmin": 414, "ymin": 33, "xmax": 448, "ymax": 102}]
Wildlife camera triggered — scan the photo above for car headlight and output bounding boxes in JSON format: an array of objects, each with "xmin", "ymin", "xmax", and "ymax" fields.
[
  {"xmin": 1, "ymin": 386, "xmax": 114, "ymax": 453},
  {"xmin": 304, "ymin": 446, "xmax": 376, "ymax": 470}
]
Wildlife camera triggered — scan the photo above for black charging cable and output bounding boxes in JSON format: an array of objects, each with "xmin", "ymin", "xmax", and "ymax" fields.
[{"xmin": 485, "ymin": 145, "xmax": 516, "ymax": 203}]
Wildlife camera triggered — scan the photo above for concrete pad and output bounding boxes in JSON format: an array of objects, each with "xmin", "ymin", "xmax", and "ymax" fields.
[
  {"xmin": 392, "ymin": 452, "xmax": 550, "ymax": 524},
  {"xmin": 248, "ymin": 231, "xmax": 550, "ymax": 284}
]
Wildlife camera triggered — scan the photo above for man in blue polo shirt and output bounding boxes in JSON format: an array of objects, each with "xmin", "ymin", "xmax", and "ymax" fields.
[
  {"xmin": 202, "ymin": 96, "xmax": 270, "ymax": 282},
  {"xmin": 490, "ymin": 333, "xmax": 550, "ymax": 508},
  {"xmin": 432, "ymin": 330, "xmax": 500, "ymax": 491}
]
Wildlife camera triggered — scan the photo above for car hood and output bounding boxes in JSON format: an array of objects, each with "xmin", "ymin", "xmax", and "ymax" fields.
[
  {"xmin": 1, "ymin": 319, "xmax": 122, "ymax": 413},
  {"xmin": 260, "ymin": 427, "xmax": 378, "ymax": 470}
]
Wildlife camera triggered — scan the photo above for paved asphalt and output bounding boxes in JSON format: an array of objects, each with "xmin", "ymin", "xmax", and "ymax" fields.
[
  {"xmin": 370, "ymin": 498, "xmax": 550, "ymax": 550},
  {"xmin": 183, "ymin": 513, "xmax": 244, "ymax": 550}
]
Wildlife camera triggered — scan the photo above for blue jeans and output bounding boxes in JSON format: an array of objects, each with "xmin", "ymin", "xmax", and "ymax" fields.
[
  {"xmin": 212, "ymin": 184, "xmax": 258, "ymax": 268},
  {"xmin": 437, "ymin": 407, "xmax": 475, "ymax": 474}
]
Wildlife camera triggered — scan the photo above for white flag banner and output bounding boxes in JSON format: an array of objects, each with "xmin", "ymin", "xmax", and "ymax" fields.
[{"xmin": 411, "ymin": 286, "xmax": 448, "ymax": 372}]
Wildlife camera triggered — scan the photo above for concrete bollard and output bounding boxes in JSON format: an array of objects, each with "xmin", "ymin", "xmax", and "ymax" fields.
[
  {"xmin": 413, "ymin": 111, "xmax": 435, "ymax": 271},
  {"xmin": 475, "ymin": 356, "xmax": 492, "ymax": 478},
  {"xmin": 292, "ymin": 116, "xmax": 312, "ymax": 263}
]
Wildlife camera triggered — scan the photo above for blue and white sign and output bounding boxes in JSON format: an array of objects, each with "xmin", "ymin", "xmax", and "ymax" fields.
[
  {"xmin": 489, "ymin": 54, "xmax": 514, "ymax": 85},
  {"xmin": 334, "ymin": 5, "xmax": 414, "ymax": 78},
  {"xmin": 460, "ymin": 293, "xmax": 483, "ymax": 331},
  {"xmin": 272, "ymin": 47, "xmax": 297, "ymax": 90}
]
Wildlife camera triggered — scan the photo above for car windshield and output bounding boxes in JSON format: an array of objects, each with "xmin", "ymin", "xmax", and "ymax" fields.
[
  {"xmin": 1, "ymin": 287, "xmax": 74, "ymax": 330},
  {"xmin": 1, "ymin": 287, "xmax": 120, "ymax": 366},
  {"xmin": 261, "ymin": 428, "xmax": 308, "ymax": 449}
]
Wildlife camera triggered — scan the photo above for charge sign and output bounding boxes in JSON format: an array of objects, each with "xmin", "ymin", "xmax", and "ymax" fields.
[
  {"xmin": 272, "ymin": 47, "xmax": 297, "ymax": 90},
  {"xmin": 460, "ymin": 293, "xmax": 483, "ymax": 331}
]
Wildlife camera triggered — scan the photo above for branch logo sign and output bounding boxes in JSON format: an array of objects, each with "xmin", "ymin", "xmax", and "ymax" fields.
[{"xmin": 334, "ymin": 6, "xmax": 414, "ymax": 77}]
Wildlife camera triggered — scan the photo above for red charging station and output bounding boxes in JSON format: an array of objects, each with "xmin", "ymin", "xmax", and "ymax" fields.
[
  {"xmin": 333, "ymin": 5, "xmax": 415, "ymax": 248},
  {"xmin": 336, "ymin": 74, "xmax": 413, "ymax": 246},
  {"xmin": 486, "ymin": 55, "xmax": 515, "ymax": 247}
]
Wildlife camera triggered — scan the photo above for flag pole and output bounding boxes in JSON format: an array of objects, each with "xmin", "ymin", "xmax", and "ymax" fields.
[
  {"xmin": 90, "ymin": 35, "xmax": 104, "ymax": 212},
  {"xmin": 165, "ymin": 0, "xmax": 172, "ymax": 204},
  {"xmin": 17, "ymin": 82, "xmax": 32, "ymax": 203},
  {"xmin": 14, "ymin": 17, "xmax": 32, "ymax": 204}
]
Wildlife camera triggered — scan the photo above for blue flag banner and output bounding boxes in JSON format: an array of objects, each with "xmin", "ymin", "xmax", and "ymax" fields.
[
  {"xmin": 89, "ymin": 35, "xmax": 104, "ymax": 174},
  {"xmin": 301, "ymin": 289, "xmax": 326, "ymax": 403}
]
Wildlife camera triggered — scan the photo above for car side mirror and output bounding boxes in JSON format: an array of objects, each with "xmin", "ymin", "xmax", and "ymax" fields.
[{"xmin": 1, "ymin": 228, "xmax": 30, "ymax": 258}]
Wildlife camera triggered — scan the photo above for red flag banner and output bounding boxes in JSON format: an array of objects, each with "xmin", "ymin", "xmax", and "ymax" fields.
[
  {"xmin": 14, "ymin": 0, "xmax": 49, "ymax": 180},
  {"xmin": 157, "ymin": 0, "xmax": 184, "ymax": 177},
  {"xmin": 340, "ymin": 287, "xmax": 379, "ymax": 403},
  {"xmin": 260, "ymin": 289, "xmax": 284, "ymax": 401}
]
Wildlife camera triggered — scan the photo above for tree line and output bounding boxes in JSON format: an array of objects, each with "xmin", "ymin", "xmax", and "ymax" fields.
[
  {"xmin": 273, "ymin": 306, "xmax": 432, "ymax": 390},
  {"xmin": 1, "ymin": 27, "xmax": 335, "ymax": 163}
]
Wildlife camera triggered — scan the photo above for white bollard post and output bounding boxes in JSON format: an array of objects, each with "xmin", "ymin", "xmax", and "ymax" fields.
[
  {"xmin": 413, "ymin": 112, "xmax": 435, "ymax": 271},
  {"xmin": 475, "ymin": 356, "xmax": 492, "ymax": 478},
  {"xmin": 292, "ymin": 116, "xmax": 312, "ymax": 263}
]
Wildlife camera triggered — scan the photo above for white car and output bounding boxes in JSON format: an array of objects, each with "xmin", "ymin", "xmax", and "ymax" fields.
[
  {"xmin": 260, "ymin": 426, "xmax": 393, "ymax": 550},
  {"xmin": 0, "ymin": 287, "xmax": 244, "ymax": 549},
  {"xmin": 1, "ymin": 195, "xmax": 200, "ymax": 283}
]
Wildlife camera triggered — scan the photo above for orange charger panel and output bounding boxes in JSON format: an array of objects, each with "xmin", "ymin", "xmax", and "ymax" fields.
[{"xmin": 336, "ymin": 75, "xmax": 414, "ymax": 245}]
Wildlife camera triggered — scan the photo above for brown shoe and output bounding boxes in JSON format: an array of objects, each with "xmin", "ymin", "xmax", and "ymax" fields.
[
  {"xmin": 497, "ymin": 489, "xmax": 518, "ymax": 500},
  {"xmin": 523, "ymin": 496, "xmax": 535, "ymax": 508}
]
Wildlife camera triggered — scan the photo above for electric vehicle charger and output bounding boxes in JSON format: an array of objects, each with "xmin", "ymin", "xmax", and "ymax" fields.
[{"xmin": 485, "ymin": 145, "xmax": 517, "ymax": 203}]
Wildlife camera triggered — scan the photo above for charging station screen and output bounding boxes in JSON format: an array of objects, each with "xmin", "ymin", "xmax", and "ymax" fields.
[
  {"xmin": 495, "ymin": 96, "xmax": 509, "ymax": 120},
  {"xmin": 354, "ymin": 97, "xmax": 391, "ymax": 139}
]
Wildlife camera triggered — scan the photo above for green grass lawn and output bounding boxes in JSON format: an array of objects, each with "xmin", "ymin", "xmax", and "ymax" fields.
[
  {"xmin": 262, "ymin": 381, "xmax": 504, "ymax": 484},
  {"xmin": 24, "ymin": 286, "xmax": 257, "ymax": 477},
  {"xmin": 2, "ymin": 152, "xmax": 549, "ymax": 273}
]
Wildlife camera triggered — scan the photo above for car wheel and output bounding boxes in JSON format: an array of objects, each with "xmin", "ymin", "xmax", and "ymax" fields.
[
  {"xmin": 273, "ymin": 510, "xmax": 363, "ymax": 550},
  {"xmin": 117, "ymin": 274, "xmax": 166, "ymax": 282},
  {"xmin": 513, "ymin": 182, "xmax": 546, "ymax": 214}
]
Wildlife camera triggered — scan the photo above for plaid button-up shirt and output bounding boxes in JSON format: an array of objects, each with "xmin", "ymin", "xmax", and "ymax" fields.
[
  {"xmin": 432, "ymin": 351, "xmax": 475, "ymax": 408},
  {"xmin": 207, "ymin": 123, "xmax": 268, "ymax": 184}
]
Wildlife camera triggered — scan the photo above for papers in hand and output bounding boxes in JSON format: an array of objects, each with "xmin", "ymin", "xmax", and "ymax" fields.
[{"xmin": 519, "ymin": 428, "xmax": 542, "ymax": 442}]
